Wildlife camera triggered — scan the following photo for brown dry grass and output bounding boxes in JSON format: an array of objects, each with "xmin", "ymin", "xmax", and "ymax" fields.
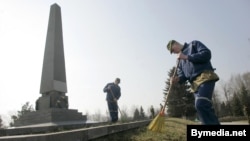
[{"xmin": 90, "ymin": 117, "xmax": 197, "ymax": 141}]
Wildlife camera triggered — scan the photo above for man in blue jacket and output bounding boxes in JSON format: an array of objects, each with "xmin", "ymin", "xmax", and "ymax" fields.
[
  {"xmin": 103, "ymin": 78, "xmax": 121, "ymax": 123},
  {"xmin": 166, "ymin": 40, "xmax": 220, "ymax": 125}
]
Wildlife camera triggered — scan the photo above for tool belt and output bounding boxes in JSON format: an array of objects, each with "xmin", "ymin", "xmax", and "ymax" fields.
[{"xmin": 190, "ymin": 70, "xmax": 219, "ymax": 93}]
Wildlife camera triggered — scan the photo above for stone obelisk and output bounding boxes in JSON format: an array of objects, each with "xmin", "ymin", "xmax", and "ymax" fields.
[
  {"xmin": 38, "ymin": 2, "xmax": 68, "ymax": 110},
  {"xmin": 14, "ymin": 3, "xmax": 86, "ymax": 126}
]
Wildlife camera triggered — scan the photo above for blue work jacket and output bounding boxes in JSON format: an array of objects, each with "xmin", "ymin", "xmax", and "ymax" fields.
[{"xmin": 178, "ymin": 40, "xmax": 216, "ymax": 84}]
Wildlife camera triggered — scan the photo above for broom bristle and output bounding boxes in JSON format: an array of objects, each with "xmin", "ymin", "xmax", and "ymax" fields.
[{"xmin": 147, "ymin": 113, "xmax": 165, "ymax": 132}]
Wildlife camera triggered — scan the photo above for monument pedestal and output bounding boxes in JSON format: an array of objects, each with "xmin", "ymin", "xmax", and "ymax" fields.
[
  {"xmin": 36, "ymin": 92, "xmax": 69, "ymax": 110},
  {"xmin": 13, "ymin": 108, "xmax": 87, "ymax": 127}
]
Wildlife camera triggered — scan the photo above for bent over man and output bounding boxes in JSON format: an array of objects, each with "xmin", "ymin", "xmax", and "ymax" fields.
[
  {"xmin": 103, "ymin": 78, "xmax": 121, "ymax": 123},
  {"xmin": 167, "ymin": 40, "xmax": 220, "ymax": 125}
]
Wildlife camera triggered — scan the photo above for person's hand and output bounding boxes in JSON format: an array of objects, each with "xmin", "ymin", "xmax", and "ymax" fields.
[
  {"xmin": 177, "ymin": 52, "xmax": 188, "ymax": 60},
  {"xmin": 108, "ymin": 85, "xmax": 112, "ymax": 90},
  {"xmin": 113, "ymin": 98, "xmax": 117, "ymax": 102},
  {"xmin": 170, "ymin": 76, "xmax": 179, "ymax": 84}
]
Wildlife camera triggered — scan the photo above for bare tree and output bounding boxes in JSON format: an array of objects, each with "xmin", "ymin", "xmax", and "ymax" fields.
[
  {"xmin": 242, "ymin": 72, "xmax": 250, "ymax": 91},
  {"xmin": 229, "ymin": 74, "xmax": 243, "ymax": 93},
  {"xmin": 212, "ymin": 89, "xmax": 220, "ymax": 117},
  {"xmin": 219, "ymin": 80, "xmax": 233, "ymax": 117}
]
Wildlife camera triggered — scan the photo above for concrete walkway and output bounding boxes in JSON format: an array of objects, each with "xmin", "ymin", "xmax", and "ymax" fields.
[{"xmin": 221, "ymin": 121, "xmax": 249, "ymax": 125}]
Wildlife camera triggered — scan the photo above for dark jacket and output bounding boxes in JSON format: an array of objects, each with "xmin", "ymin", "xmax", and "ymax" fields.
[
  {"xmin": 103, "ymin": 83, "xmax": 121, "ymax": 102},
  {"xmin": 177, "ymin": 40, "xmax": 216, "ymax": 83}
]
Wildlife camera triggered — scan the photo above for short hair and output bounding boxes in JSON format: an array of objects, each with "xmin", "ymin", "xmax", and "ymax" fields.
[
  {"xmin": 166, "ymin": 40, "xmax": 177, "ymax": 54},
  {"xmin": 115, "ymin": 78, "xmax": 120, "ymax": 83}
]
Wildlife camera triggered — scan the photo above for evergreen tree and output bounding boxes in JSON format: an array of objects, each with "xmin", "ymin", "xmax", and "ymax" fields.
[
  {"xmin": 149, "ymin": 105, "xmax": 155, "ymax": 119},
  {"xmin": 219, "ymin": 102, "xmax": 229, "ymax": 117},
  {"xmin": 163, "ymin": 66, "xmax": 195, "ymax": 118},
  {"xmin": 10, "ymin": 102, "xmax": 35, "ymax": 126},
  {"xmin": 183, "ymin": 89, "xmax": 196, "ymax": 120},
  {"xmin": 225, "ymin": 101, "xmax": 233, "ymax": 117},
  {"xmin": 133, "ymin": 108, "xmax": 140, "ymax": 120},
  {"xmin": 139, "ymin": 106, "xmax": 145, "ymax": 120}
]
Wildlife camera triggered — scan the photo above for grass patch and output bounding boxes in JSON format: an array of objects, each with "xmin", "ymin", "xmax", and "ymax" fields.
[{"xmin": 90, "ymin": 117, "xmax": 197, "ymax": 141}]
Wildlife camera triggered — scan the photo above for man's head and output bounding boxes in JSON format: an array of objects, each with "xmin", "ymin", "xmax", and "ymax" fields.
[
  {"xmin": 114, "ymin": 78, "xmax": 120, "ymax": 85},
  {"xmin": 166, "ymin": 40, "xmax": 182, "ymax": 54}
]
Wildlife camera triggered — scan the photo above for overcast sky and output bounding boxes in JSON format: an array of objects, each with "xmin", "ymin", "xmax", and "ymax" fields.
[{"xmin": 0, "ymin": 0, "xmax": 250, "ymax": 125}]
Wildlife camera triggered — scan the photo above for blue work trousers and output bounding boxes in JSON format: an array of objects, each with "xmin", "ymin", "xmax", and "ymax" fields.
[
  {"xmin": 107, "ymin": 101, "xmax": 118, "ymax": 122},
  {"xmin": 194, "ymin": 81, "xmax": 220, "ymax": 125}
]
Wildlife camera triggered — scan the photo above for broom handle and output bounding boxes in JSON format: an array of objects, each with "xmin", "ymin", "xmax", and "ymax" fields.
[{"xmin": 161, "ymin": 59, "xmax": 180, "ymax": 113}]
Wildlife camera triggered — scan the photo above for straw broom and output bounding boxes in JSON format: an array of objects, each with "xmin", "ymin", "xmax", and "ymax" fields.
[{"xmin": 148, "ymin": 59, "xmax": 180, "ymax": 132}]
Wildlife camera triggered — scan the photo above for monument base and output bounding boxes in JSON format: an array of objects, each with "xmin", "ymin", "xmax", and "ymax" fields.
[
  {"xmin": 36, "ymin": 92, "xmax": 69, "ymax": 110},
  {"xmin": 13, "ymin": 108, "xmax": 87, "ymax": 127}
]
